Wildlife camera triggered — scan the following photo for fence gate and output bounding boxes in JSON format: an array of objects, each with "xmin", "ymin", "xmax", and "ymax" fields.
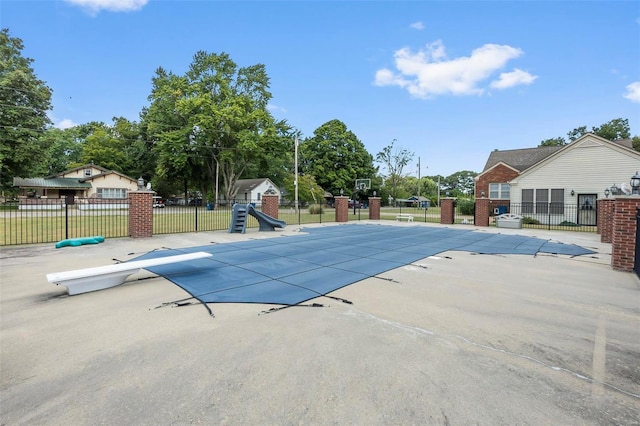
[{"xmin": 635, "ymin": 209, "xmax": 640, "ymax": 277}]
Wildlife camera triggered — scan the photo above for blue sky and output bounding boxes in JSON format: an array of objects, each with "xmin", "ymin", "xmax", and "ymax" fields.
[{"xmin": 2, "ymin": 0, "xmax": 639, "ymax": 176}]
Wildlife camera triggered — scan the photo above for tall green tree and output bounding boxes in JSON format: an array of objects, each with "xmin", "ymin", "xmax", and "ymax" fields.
[
  {"xmin": 592, "ymin": 118, "xmax": 630, "ymax": 141},
  {"xmin": 375, "ymin": 139, "xmax": 414, "ymax": 204},
  {"xmin": 37, "ymin": 127, "xmax": 83, "ymax": 175},
  {"xmin": 146, "ymin": 52, "xmax": 284, "ymax": 202},
  {"xmin": 0, "ymin": 28, "xmax": 52, "ymax": 188},
  {"xmin": 300, "ymin": 119, "xmax": 376, "ymax": 197}
]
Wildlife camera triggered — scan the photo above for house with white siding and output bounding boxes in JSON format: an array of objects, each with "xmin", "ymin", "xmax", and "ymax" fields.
[
  {"xmin": 225, "ymin": 178, "xmax": 281, "ymax": 206},
  {"xmin": 477, "ymin": 133, "xmax": 640, "ymax": 226}
]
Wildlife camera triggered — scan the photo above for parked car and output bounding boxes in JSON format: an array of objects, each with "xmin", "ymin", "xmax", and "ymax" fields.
[
  {"xmin": 348, "ymin": 200, "xmax": 361, "ymax": 209},
  {"xmin": 152, "ymin": 196, "xmax": 165, "ymax": 208}
]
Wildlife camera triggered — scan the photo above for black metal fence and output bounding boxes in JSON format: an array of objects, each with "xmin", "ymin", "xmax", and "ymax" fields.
[
  {"xmin": 1, "ymin": 198, "xmax": 130, "ymax": 246},
  {"xmin": 1, "ymin": 198, "xmax": 599, "ymax": 246},
  {"xmin": 495, "ymin": 203, "xmax": 597, "ymax": 232}
]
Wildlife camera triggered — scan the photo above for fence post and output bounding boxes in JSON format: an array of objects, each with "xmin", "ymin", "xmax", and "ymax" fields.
[
  {"xmin": 128, "ymin": 191, "xmax": 154, "ymax": 238},
  {"xmin": 368, "ymin": 196, "xmax": 381, "ymax": 220},
  {"xmin": 611, "ymin": 196, "xmax": 640, "ymax": 272},
  {"xmin": 440, "ymin": 198, "xmax": 455, "ymax": 224},
  {"xmin": 335, "ymin": 196, "xmax": 349, "ymax": 223},
  {"xmin": 474, "ymin": 198, "xmax": 490, "ymax": 227}
]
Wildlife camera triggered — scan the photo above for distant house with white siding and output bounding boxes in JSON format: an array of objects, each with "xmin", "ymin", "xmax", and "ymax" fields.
[
  {"xmin": 225, "ymin": 178, "xmax": 281, "ymax": 206},
  {"xmin": 475, "ymin": 133, "xmax": 640, "ymax": 225}
]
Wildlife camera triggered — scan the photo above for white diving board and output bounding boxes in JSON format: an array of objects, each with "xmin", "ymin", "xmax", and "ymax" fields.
[{"xmin": 47, "ymin": 251, "xmax": 213, "ymax": 295}]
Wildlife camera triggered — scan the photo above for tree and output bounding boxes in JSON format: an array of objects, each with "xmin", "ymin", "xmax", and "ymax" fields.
[
  {"xmin": 283, "ymin": 173, "xmax": 324, "ymax": 206},
  {"xmin": 592, "ymin": 118, "xmax": 630, "ymax": 141},
  {"xmin": 0, "ymin": 28, "xmax": 52, "ymax": 188},
  {"xmin": 567, "ymin": 126, "xmax": 588, "ymax": 142},
  {"xmin": 145, "ymin": 52, "xmax": 283, "ymax": 203},
  {"xmin": 37, "ymin": 127, "xmax": 83, "ymax": 175},
  {"xmin": 300, "ymin": 119, "xmax": 377, "ymax": 198},
  {"xmin": 441, "ymin": 170, "xmax": 477, "ymax": 197},
  {"xmin": 633, "ymin": 136, "xmax": 640, "ymax": 152},
  {"xmin": 539, "ymin": 137, "xmax": 566, "ymax": 147},
  {"xmin": 375, "ymin": 139, "xmax": 414, "ymax": 204}
]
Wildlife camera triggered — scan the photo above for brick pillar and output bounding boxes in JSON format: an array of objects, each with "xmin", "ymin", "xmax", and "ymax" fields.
[
  {"xmin": 611, "ymin": 196, "xmax": 640, "ymax": 272},
  {"xmin": 474, "ymin": 198, "xmax": 490, "ymax": 227},
  {"xmin": 262, "ymin": 194, "xmax": 279, "ymax": 219},
  {"xmin": 335, "ymin": 196, "xmax": 349, "ymax": 223},
  {"xmin": 597, "ymin": 198, "xmax": 614, "ymax": 243},
  {"xmin": 128, "ymin": 191, "xmax": 154, "ymax": 238},
  {"xmin": 440, "ymin": 198, "xmax": 455, "ymax": 225},
  {"xmin": 368, "ymin": 197, "xmax": 381, "ymax": 220}
]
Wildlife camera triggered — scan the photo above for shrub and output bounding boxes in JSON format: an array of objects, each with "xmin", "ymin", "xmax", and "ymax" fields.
[
  {"xmin": 457, "ymin": 199, "xmax": 475, "ymax": 216},
  {"xmin": 558, "ymin": 221, "xmax": 578, "ymax": 227},
  {"xmin": 308, "ymin": 204, "xmax": 324, "ymax": 215},
  {"xmin": 522, "ymin": 217, "xmax": 540, "ymax": 225}
]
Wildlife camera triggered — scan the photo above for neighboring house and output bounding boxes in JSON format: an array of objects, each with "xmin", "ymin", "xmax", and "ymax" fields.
[
  {"xmin": 475, "ymin": 133, "xmax": 640, "ymax": 225},
  {"xmin": 227, "ymin": 178, "xmax": 280, "ymax": 206},
  {"xmin": 13, "ymin": 164, "xmax": 139, "ymax": 209},
  {"xmin": 396, "ymin": 196, "xmax": 431, "ymax": 208}
]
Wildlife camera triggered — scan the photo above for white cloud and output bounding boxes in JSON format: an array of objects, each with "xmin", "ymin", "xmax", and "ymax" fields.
[
  {"xmin": 374, "ymin": 40, "xmax": 536, "ymax": 98},
  {"xmin": 267, "ymin": 103, "xmax": 287, "ymax": 114},
  {"xmin": 56, "ymin": 119, "xmax": 77, "ymax": 129},
  {"xmin": 65, "ymin": 0, "xmax": 148, "ymax": 14},
  {"xmin": 410, "ymin": 21, "xmax": 425, "ymax": 30},
  {"xmin": 623, "ymin": 81, "xmax": 640, "ymax": 103},
  {"xmin": 490, "ymin": 68, "xmax": 538, "ymax": 89}
]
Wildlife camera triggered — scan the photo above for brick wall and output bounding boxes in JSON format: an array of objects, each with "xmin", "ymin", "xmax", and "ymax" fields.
[
  {"xmin": 475, "ymin": 164, "xmax": 519, "ymax": 198},
  {"xmin": 440, "ymin": 198, "xmax": 455, "ymax": 224},
  {"xmin": 262, "ymin": 194, "xmax": 279, "ymax": 219},
  {"xmin": 611, "ymin": 197, "xmax": 640, "ymax": 272},
  {"xmin": 128, "ymin": 191, "xmax": 153, "ymax": 238},
  {"xmin": 368, "ymin": 197, "xmax": 381, "ymax": 220},
  {"xmin": 597, "ymin": 198, "xmax": 614, "ymax": 243},
  {"xmin": 335, "ymin": 196, "xmax": 349, "ymax": 223}
]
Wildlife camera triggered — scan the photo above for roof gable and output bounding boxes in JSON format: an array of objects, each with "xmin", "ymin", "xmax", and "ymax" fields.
[
  {"xmin": 234, "ymin": 178, "xmax": 276, "ymax": 193},
  {"xmin": 515, "ymin": 133, "xmax": 640, "ymax": 179},
  {"xmin": 483, "ymin": 146, "xmax": 562, "ymax": 172}
]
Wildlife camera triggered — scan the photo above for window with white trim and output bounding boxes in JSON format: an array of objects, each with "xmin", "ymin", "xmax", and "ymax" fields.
[
  {"xmin": 521, "ymin": 188, "xmax": 564, "ymax": 214},
  {"xmin": 97, "ymin": 188, "xmax": 127, "ymax": 199},
  {"xmin": 489, "ymin": 183, "xmax": 510, "ymax": 199}
]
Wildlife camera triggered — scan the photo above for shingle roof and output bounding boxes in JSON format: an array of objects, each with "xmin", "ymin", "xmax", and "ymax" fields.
[
  {"xmin": 234, "ymin": 178, "xmax": 272, "ymax": 193},
  {"xmin": 483, "ymin": 146, "xmax": 563, "ymax": 172},
  {"xmin": 13, "ymin": 178, "xmax": 92, "ymax": 189}
]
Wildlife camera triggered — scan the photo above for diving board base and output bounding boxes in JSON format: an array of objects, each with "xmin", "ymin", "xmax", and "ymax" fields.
[{"xmin": 47, "ymin": 252, "xmax": 212, "ymax": 295}]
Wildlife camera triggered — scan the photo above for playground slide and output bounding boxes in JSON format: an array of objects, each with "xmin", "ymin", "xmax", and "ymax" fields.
[
  {"xmin": 228, "ymin": 203, "xmax": 286, "ymax": 233},
  {"xmin": 247, "ymin": 203, "xmax": 286, "ymax": 231}
]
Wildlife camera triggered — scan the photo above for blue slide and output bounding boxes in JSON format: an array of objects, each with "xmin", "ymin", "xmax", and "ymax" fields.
[{"xmin": 228, "ymin": 203, "xmax": 286, "ymax": 233}]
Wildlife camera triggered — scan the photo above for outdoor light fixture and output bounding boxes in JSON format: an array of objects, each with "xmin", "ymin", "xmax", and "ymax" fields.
[
  {"xmin": 137, "ymin": 177, "xmax": 144, "ymax": 190},
  {"xmin": 373, "ymin": 191, "xmax": 377, "ymax": 197},
  {"xmin": 604, "ymin": 188, "xmax": 610, "ymax": 198},
  {"xmin": 631, "ymin": 171, "xmax": 640, "ymax": 195},
  {"xmin": 570, "ymin": 190, "xmax": 575, "ymax": 196},
  {"xmin": 481, "ymin": 190, "xmax": 485, "ymax": 197},
  {"xmin": 610, "ymin": 184, "xmax": 619, "ymax": 196},
  {"xmin": 340, "ymin": 189, "xmax": 344, "ymax": 196}
]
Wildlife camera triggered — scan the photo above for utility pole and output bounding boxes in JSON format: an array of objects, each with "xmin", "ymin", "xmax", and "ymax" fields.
[{"xmin": 294, "ymin": 137, "xmax": 299, "ymax": 214}]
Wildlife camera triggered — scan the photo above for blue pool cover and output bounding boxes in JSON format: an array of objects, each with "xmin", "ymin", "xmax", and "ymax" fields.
[{"xmin": 134, "ymin": 224, "xmax": 595, "ymax": 314}]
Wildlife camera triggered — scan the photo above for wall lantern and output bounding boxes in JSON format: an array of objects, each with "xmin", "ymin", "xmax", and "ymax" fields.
[
  {"xmin": 604, "ymin": 188, "xmax": 610, "ymax": 198},
  {"xmin": 631, "ymin": 171, "xmax": 640, "ymax": 195},
  {"xmin": 610, "ymin": 184, "xmax": 619, "ymax": 196},
  {"xmin": 137, "ymin": 177, "xmax": 145, "ymax": 190},
  {"xmin": 481, "ymin": 190, "xmax": 486, "ymax": 197}
]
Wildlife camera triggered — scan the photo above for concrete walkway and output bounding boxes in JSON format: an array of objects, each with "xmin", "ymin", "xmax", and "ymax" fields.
[{"xmin": 1, "ymin": 222, "xmax": 639, "ymax": 425}]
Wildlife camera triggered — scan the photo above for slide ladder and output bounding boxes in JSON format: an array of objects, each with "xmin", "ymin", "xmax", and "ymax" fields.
[{"xmin": 228, "ymin": 204, "xmax": 249, "ymax": 233}]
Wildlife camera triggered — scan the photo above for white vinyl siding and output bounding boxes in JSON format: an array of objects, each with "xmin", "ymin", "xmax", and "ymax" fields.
[{"xmin": 509, "ymin": 136, "xmax": 640, "ymax": 204}]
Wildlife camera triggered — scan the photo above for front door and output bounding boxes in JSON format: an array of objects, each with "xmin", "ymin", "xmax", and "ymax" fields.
[{"xmin": 577, "ymin": 194, "xmax": 597, "ymax": 225}]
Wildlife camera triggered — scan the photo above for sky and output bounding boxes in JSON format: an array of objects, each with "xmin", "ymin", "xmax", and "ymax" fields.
[{"xmin": 2, "ymin": 0, "xmax": 639, "ymax": 177}]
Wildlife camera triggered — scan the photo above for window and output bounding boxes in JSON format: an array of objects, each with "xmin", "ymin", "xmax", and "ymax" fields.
[
  {"xmin": 522, "ymin": 189, "xmax": 534, "ymax": 214},
  {"xmin": 536, "ymin": 189, "xmax": 549, "ymax": 214},
  {"xmin": 489, "ymin": 183, "xmax": 510, "ymax": 199},
  {"xmin": 522, "ymin": 188, "xmax": 564, "ymax": 215},
  {"xmin": 550, "ymin": 189, "xmax": 565, "ymax": 215},
  {"xmin": 97, "ymin": 188, "xmax": 127, "ymax": 199},
  {"xmin": 84, "ymin": 168, "xmax": 92, "ymax": 177}
]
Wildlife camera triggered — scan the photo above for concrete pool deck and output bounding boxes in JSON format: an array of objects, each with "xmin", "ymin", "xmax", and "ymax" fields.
[{"xmin": 1, "ymin": 221, "xmax": 639, "ymax": 425}]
